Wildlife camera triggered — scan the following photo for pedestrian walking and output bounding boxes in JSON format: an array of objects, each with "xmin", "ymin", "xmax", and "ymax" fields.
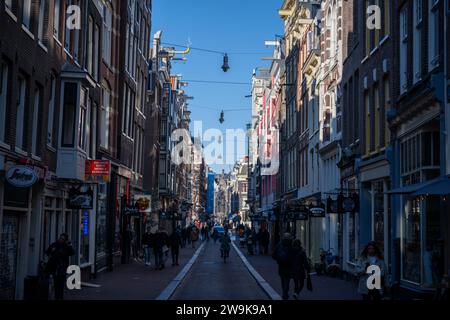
[
  {"xmin": 220, "ymin": 228, "xmax": 231, "ymax": 262},
  {"xmin": 186, "ymin": 225, "xmax": 192, "ymax": 246},
  {"xmin": 291, "ymin": 240, "xmax": 311, "ymax": 299},
  {"xmin": 142, "ymin": 228, "xmax": 154, "ymax": 266},
  {"xmin": 154, "ymin": 230, "xmax": 168, "ymax": 270},
  {"xmin": 357, "ymin": 241, "xmax": 388, "ymax": 300},
  {"xmin": 272, "ymin": 233, "xmax": 294, "ymax": 300},
  {"xmin": 190, "ymin": 226, "xmax": 199, "ymax": 249},
  {"xmin": 260, "ymin": 228, "xmax": 270, "ymax": 255},
  {"xmin": 169, "ymin": 229, "xmax": 182, "ymax": 266},
  {"xmin": 45, "ymin": 233, "xmax": 75, "ymax": 300}
]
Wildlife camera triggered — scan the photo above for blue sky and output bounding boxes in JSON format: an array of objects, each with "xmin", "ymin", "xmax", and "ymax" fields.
[{"xmin": 152, "ymin": 0, "xmax": 283, "ymax": 173}]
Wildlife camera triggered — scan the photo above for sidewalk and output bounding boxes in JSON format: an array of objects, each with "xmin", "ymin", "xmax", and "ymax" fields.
[
  {"xmin": 65, "ymin": 244, "xmax": 198, "ymax": 300},
  {"xmin": 235, "ymin": 243, "xmax": 361, "ymax": 300}
]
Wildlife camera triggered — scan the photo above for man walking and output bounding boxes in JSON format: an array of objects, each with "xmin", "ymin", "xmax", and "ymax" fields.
[
  {"xmin": 260, "ymin": 228, "xmax": 270, "ymax": 255},
  {"xmin": 45, "ymin": 233, "xmax": 75, "ymax": 300},
  {"xmin": 272, "ymin": 233, "xmax": 294, "ymax": 300}
]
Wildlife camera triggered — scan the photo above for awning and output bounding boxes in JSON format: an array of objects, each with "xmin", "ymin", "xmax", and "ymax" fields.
[
  {"xmin": 387, "ymin": 179, "xmax": 438, "ymax": 195},
  {"xmin": 388, "ymin": 177, "xmax": 450, "ymax": 195},
  {"xmin": 411, "ymin": 177, "xmax": 450, "ymax": 196}
]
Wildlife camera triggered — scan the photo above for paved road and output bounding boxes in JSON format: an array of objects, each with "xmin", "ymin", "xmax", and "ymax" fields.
[{"xmin": 171, "ymin": 240, "xmax": 269, "ymax": 300}]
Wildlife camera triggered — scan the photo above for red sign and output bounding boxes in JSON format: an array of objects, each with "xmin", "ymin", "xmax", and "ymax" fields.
[{"xmin": 85, "ymin": 160, "xmax": 111, "ymax": 182}]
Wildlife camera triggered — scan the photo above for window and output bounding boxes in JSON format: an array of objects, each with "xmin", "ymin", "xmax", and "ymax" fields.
[
  {"xmin": 16, "ymin": 77, "xmax": 27, "ymax": 150},
  {"xmin": 78, "ymin": 88, "xmax": 87, "ymax": 151},
  {"xmin": 384, "ymin": 78, "xmax": 390, "ymax": 146},
  {"xmin": 94, "ymin": 24, "xmax": 100, "ymax": 80},
  {"xmin": 47, "ymin": 74, "xmax": 56, "ymax": 146},
  {"xmin": 428, "ymin": 0, "xmax": 440, "ymax": 70},
  {"xmin": 100, "ymin": 88, "xmax": 110, "ymax": 149},
  {"xmin": 22, "ymin": 0, "xmax": 31, "ymax": 30},
  {"xmin": 88, "ymin": 100, "xmax": 97, "ymax": 158},
  {"xmin": 32, "ymin": 86, "xmax": 42, "ymax": 156},
  {"xmin": 365, "ymin": 0, "xmax": 370, "ymax": 55},
  {"xmin": 64, "ymin": 0, "xmax": 72, "ymax": 51},
  {"xmin": 383, "ymin": 0, "xmax": 390, "ymax": 37},
  {"xmin": 0, "ymin": 63, "xmax": 8, "ymax": 143},
  {"xmin": 413, "ymin": 0, "xmax": 423, "ymax": 83},
  {"xmin": 374, "ymin": 86, "xmax": 380, "ymax": 150},
  {"xmin": 400, "ymin": 7, "xmax": 408, "ymax": 93},
  {"xmin": 54, "ymin": 0, "xmax": 61, "ymax": 39},
  {"xmin": 37, "ymin": 0, "xmax": 46, "ymax": 42},
  {"xmin": 103, "ymin": 4, "xmax": 113, "ymax": 66},
  {"xmin": 87, "ymin": 16, "xmax": 93, "ymax": 74},
  {"xmin": 364, "ymin": 91, "xmax": 371, "ymax": 155},
  {"xmin": 62, "ymin": 82, "xmax": 77, "ymax": 147}
]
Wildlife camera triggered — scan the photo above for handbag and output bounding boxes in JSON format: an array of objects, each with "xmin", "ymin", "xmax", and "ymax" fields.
[
  {"xmin": 306, "ymin": 274, "xmax": 313, "ymax": 291},
  {"xmin": 162, "ymin": 245, "xmax": 169, "ymax": 253}
]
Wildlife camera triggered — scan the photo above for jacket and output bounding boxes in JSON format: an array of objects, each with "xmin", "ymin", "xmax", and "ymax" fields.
[
  {"xmin": 356, "ymin": 256, "xmax": 388, "ymax": 295},
  {"xmin": 291, "ymin": 247, "xmax": 310, "ymax": 280},
  {"xmin": 45, "ymin": 241, "xmax": 75, "ymax": 276}
]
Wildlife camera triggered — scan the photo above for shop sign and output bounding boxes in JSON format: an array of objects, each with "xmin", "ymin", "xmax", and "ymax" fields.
[
  {"xmin": 85, "ymin": 160, "xmax": 111, "ymax": 183},
  {"xmin": 309, "ymin": 203, "xmax": 326, "ymax": 217},
  {"xmin": 124, "ymin": 205, "xmax": 140, "ymax": 216},
  {"xmin": 5, "ymin": 165, "xmax": 38, "ymax": 188},
  {"xmin": 342, "ymin": 196, "xmax": 356, "ymax": 212},
  {"xmin": 68, "ymin": 187, "xmax": 94, "ymax": 209}
]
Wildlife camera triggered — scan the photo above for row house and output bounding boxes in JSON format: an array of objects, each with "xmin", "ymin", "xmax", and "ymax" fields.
[
  {"xmin": 0, "ymin": 0, "xmax": 152, "ymax": 299},
  {"xmin": 387, "ymin": 0, "xmax": 449, "ymax": 296}
]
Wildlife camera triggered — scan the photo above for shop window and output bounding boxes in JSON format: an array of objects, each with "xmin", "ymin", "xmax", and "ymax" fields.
[
  {"xmin": 0, "ymin": 213, "xmax": 20, "ymax": 300},
  {"xmin": 61, "ymin": 82, "xmax": 77, "ymax": 147},
  {"xmin": 373, "ymin": 181, "xmax": 385, "ymax": 249},
  {"xmin": 402, "ymin": 198, "xmax": 421, "ymax": 283}
]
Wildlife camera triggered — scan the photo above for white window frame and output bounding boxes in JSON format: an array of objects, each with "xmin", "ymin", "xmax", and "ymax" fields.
[
  {"xmin": 53, "ymin": 0, "xmax": 60, "ymax": 39},
  {"xmin": 102, "ymin": 4, "xmax": 113, "ymax": 66}
]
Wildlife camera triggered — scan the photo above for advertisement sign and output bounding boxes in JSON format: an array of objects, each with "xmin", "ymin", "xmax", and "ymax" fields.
[
  {"xmin": 85, "ymin": 160, "xmax": 111, "ymax": 183},
  {"xmin": 67, "ymin": 187, "xmax": 93, "ymax": 209},
  {"xmin": 5, "ymin": 165, "xmax": 38, "ymax": 188},
  {"xmin": 134, "ymin": 195, "xmax": 151, "ymax": 212}
]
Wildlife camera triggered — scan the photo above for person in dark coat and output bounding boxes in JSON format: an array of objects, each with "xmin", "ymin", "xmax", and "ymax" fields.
[
  {"xmin": 142, "ymin": 228, "xmax": 154, "ymax": 266},
  {"xmin": 45, "ymin": 233, "xmax": 75, "ymax": 300},
  {"xmin": 272, "ymin": 233, "xmax": 294, "ymax": 300},
  {"xmin": 291, "ymin": 240, "xmax": 311, "ymax": 299},
  {"xmin": 181, "ymin": 228, "xmax": 187, "ymax": 248},
  {"xmin": 154, "ymin": 230, "xmax": 168, "ymax": 270},
  {"xmin": 169, "ymin": 230, "xmax": 182, "ymax": 266},
  {"xmin": 260, "ymin": 229, "xmax": 270, "ymax": 255}
]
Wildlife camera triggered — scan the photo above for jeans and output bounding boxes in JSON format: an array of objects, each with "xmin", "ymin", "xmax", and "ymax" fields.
[
  {"xmin": 144, "ymin": 246, "xmax": 152, "ymax": 265},
  {"xmin": 280, "ymin": 276, "xmax": 291, "ymax": 300}
]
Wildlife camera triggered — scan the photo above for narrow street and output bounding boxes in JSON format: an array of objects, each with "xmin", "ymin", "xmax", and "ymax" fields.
[{"xmin": 170, "ymin": 240, "xmax": 268, "ymax": 300}]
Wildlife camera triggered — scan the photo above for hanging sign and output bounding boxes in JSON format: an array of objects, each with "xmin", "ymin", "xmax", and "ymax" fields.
[
  {"xmin": 67, "ymin": 187, "xmax": 94, "ymax": 209},
  {"xmin": 6, "ymin": 165, "xmax": 38, "ymax": 188},
  {"xmin": 85, "ymin": 160, "xmax": 111, "ymax": 183},
  {"xmin": 309, "ymin": 203, "xmax": 326, "ymax": 217}
]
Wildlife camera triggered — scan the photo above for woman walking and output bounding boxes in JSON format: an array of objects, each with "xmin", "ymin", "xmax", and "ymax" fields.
[
  {"xmin": 290, "ymin": 240, "xmax": 311, "ymax": 300},
  {"xmin": 357, "ymin": 241, "xmax": 388, "ymax": 300}
]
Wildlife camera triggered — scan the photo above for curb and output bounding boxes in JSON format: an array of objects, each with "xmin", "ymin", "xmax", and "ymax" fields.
[
  {"xmin": 231, "ymin": 241, "xmax": 282, "ymax": 300},
  {"xmin": 156, "ymin": 243, "xmax": 205, "ymax": 300}
]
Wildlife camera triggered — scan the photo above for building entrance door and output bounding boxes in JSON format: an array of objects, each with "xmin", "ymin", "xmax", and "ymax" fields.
[{"xmin": 0, "ymin": 212, "xmax": 20, "ymax": 300}]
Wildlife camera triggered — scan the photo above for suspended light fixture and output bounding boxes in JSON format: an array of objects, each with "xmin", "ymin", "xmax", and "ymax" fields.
[{"xmin": 222, "ymin": 53, "xmax": 230, "ymax": 72}]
